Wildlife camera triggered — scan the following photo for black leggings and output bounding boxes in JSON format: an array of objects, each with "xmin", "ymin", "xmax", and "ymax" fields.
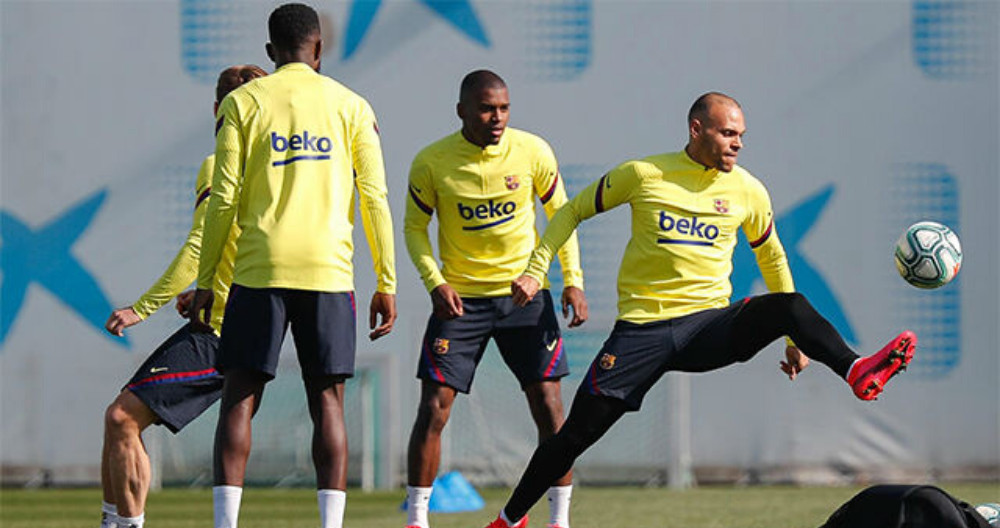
[{"xmin": 502, "ymin": 292, "xmax": 857, "ymax": 522}]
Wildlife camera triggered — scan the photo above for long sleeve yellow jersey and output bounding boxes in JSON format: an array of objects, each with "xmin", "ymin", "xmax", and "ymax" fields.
[
  {"xmin": 133, "ymin": 155, "xmax": 237, "ymax": 333},
  {"xmin": 524, "ymin": 150, "xmax": 793, "ymax": 324},
  {"xmin": 405, "ymin": 129, "xmax": 583, "ymax": 297},
  {"xmin": 198, "ymin": 63, "xmax": 395, "ymax": 294}
]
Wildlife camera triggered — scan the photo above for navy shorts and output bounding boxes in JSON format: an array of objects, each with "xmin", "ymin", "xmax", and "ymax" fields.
[
  {"xmin": 417, "ymin": 290, "xmax": 568, "ymax": 393},
  {"xmin": 578, "ymin": 299, "xmax": 752, "ymax": 410},
  {"xmin": 125, "ymin": 324, "xmax": 223, "ymax": 433},
  {"xmin": 219, "ymin": 285, "xmax": 357, "ymax": 380}
]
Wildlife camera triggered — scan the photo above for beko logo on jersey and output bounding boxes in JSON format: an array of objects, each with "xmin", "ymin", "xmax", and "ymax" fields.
[
  {"xmin": 270, "ymin": 131, "xmax": 332, "ymax": 166},
  {"xmin": 457, "ymin": 200, "xmax": 517, "ymax": 231},
  {"xmin": 658, "ymin": 212, "xmax": 720, "ymax": 246}
]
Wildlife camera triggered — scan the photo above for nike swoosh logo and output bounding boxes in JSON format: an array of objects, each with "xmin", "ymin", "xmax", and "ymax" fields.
[
  {"xmin": 546, "ymin": 339, "xmax": 559, "ymax": 352},
  {"xmin": 150, "ymin": 367, "xmax": 169, "ymax": 373},
  {"xmin": 604, "ymin": 174, "xmax": 612, "ymax": 189}
]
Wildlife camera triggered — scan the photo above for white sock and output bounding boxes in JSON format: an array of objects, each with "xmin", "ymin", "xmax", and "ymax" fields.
[
  {"xmin": 318, "ymin": 489, "xmax": 346, "ymax": 528},
  {"xmin": 547, "ymin": 485, "xmax": 572, "ymax": 528},
  {"xmin": 213, "ymin": 485, "xmax": 243, "ymax": 528},
  {"xmin": 405, "ymin": 485, "xmax": 433, "ymax": 528},
  {"xmin": 100, "ymin": 502, "xmax": 118, "ymax": 528},
  {"xmin": 846, "ymin": 358, "xmax": 862, "ymax": 381},
  {"xmin": 117, "ymin": 513, "xmax": 144, "ymax": 528},
  {"xmin": 499, "ymin": 509, "xmax": 520, "ymax": 527}
]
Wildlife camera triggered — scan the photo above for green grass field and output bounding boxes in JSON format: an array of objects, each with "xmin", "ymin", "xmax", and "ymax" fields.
[{"xmin": 2, "ymin": 483, "xmax": 998, "ymax": 528}]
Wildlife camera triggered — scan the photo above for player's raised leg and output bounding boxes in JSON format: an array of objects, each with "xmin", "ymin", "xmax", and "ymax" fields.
[{"xmin": 846, "ymin": 331, "xmax": 917, "ymax": 400}]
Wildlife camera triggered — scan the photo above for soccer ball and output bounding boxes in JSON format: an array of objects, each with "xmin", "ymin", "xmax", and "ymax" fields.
[
  {"xmin": 975, "ymin": 503, "xmax": 1000, "ymax": 526},
  {"xmin": 893, "ymin": 221, "xmax": 962, "ymax": 289}
]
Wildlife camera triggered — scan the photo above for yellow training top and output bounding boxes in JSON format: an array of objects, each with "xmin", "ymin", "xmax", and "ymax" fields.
[
  {"xmin": 524, "ymin": 150, "xmax": 793, "ymax": 323},
  {"xmin": 133, "ymin": 155, "xmax": 237, "ymax": 333},
  {"xmin": 198, "ymin": 62, "xmax": 396, "ymax": 294},
  {"xmin": 405, "ymin": 128, "xmax": 583, "ymax": 297}
]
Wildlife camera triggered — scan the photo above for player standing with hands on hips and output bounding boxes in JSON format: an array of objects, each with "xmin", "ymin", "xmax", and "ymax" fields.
[
  {"xmin": 403, "ymin": 70, "xmax": 587, "ymax": 528},
  {"xmin": 483, "ymin": 92, "xmax": 917, "ymax": 528},
  {"xmin": 188, "ymin": 4, "xmax": 397, "ymax": 528}
]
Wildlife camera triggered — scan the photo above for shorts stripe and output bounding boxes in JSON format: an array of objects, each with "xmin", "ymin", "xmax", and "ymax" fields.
[
  {"xmin": 127, "ymin": 368, "xmax": 219, "ymax": 390},
  {"xmin": 421, "ymin": 341, "xmax": 446, "ymax": 384},
  {"xmin": 542, "ymin": 337, "xmax": 564, "ymax": 377},
  {"xmin": 349, "ymin": 291, "xmax": 356, "ymax": 317},
  {"xmin": 584, "ymin": 363, "xmax": 600, "ymax": 395}
]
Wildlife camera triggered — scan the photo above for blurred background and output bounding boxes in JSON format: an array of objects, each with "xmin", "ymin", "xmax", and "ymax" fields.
[{"xmin": 1, "ymin": 0, "xmax": 997, "ymax": 491}]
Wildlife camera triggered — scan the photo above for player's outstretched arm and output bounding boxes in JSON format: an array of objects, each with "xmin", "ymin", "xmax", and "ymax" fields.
[
  {"xmin": 561, "ymin": 286, "xmax": 588, "ymax": 328},
  {"xmin": 430, "ymin": 284, "xmax": 464, "ymax": 320},
  {"xmin": 368, "ymin": 292, "xmax": 397, "ymax": 341},
  {"xmin": 104, "ymin": 307, "xmax": 143, "ymax": 337}
]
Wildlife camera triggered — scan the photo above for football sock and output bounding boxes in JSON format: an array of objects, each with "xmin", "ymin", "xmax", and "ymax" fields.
[
  {"xmin": 499, "ymin": 509, "xmax": 518, "ymax": 526},
  {"xmin": 318, "ymin": 489, "xmax": 346, "ymax": 528},
  {"xmin": 405, "ymin": 485, "xmax": 433, "ymax": 528},
  {"xmin": 100, "ymin": 502, "xmax": 118, "ymax": 528},
  {"xmin": 213, "ymin": 485, "xmax": 243, "ymax": 528},
  {"xmin": 547, "ymin": 485, "xmax": 572, "ymax": 527},
  {"xmin": 117, "ymin": 513, "xmax": 144, "ymax": 528}
]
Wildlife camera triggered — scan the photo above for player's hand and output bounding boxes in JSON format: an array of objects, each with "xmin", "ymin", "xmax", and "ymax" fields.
[
  {"xmin": 511, "ymin": 275, "xmax": 540, "ymax": 307},
  {"xmin": 368, "ymin": 292, "xmax": 397, "ymax": 341},
  {"xmin": 780, "ymin": 345, "xmax": 810, "ymax": 380},
  {"xmin": 561, "ymin": 286, "xmax": 588, "ymax": 328},
  {"xmin": 187, "ymin": 288, "xmax": 215, "ymax": 333},
  {"xmin": 431, "ymin": 284, "xmax": 463, "ymax": 320},
  {"xmin": 175, "ymin": 290, "xmax": 196, "ymax": 317},
  {"xmin": 105, "ymin": 307, "xmax": 142, "ymax": 337}
]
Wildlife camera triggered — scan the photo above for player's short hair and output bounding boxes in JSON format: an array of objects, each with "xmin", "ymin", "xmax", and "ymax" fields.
[
  {"xmin": 688, "ymin": 92, "xmax": 741, "ymax": 124},
  {"xmin": 459, "ymin": 70, "xmax": 507, "ymax": 103},
  {"xmin": 216, "ymin": 64, "xmax": 268, "ymax": 103},
  {"xmin": 268, "ymin": 3, "xmax": 321, "ymax": 51}
]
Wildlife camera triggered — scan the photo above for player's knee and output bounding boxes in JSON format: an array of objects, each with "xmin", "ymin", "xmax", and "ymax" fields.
[{"xmin": 104, "ymin": 400, "xmax": 135, "ymax": 435}]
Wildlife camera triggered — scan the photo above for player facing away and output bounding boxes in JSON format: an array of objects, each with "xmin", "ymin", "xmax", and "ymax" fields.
[
  {"xmin": 402, "ymin": 70, "xmax": 588, "ymax": 528},
  {"xmin": 97, "ymin": 65, "xmax": 267, "ymax": 528},
  {"xmin": 187, "ymin": 4, "xmax": 397, "ymax": 528},
  {"xmin": 483, "ymin": 92, "xmax": 917, "ymax": 528}
]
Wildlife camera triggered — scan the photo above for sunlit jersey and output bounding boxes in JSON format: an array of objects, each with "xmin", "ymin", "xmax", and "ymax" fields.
[
  {"xmin": 405, "ymin": 128, "xmax": 583, "ymax": 297},
  {"xmin": 198, "ymin": 63, "xmax": 396, "ymax": 294},
  {"xmin": 524, "ymin": 150, "xmax": 793, "ymax": 323},
  {"xmin": 133, "ymin": 155, "xmax": 237, "ymax": 333}
]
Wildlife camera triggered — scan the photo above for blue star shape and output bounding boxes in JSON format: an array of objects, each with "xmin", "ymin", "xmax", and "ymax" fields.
[
  {"xmin": 0, "ymin": 189, "xmax": 127, "ymax": 348},
  {"xmin": 731, "ymin": 184, "xmax": 857, "ymax": 344},
  {"xmin": 343, "ymin": 0, "xmax": 490, "ymax": 59}
]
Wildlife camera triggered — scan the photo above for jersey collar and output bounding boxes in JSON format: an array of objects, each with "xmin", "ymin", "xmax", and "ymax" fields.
[
  {"xmin": 456, "ymin": 129, "xmax": 509, "ymax": 158},
  {"xmin": 275, "ymin": 62, "xmax": 317, "ymax": 75}
]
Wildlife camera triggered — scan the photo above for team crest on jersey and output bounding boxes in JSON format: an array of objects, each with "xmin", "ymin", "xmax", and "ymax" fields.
[
  {"xmin": 599, "ymin": 353, "xmax": 616, "ymax": 370},
  {"xmin": 433, "ymin": 338, "xmax": 450, "ymax": 355},
  {"xmin": 504, "ymin": 175, "xmax": 520, "ymax": 190},
  {"xmin": 714, "ymin": 199, "xmax": 730, "ymax": 214}
]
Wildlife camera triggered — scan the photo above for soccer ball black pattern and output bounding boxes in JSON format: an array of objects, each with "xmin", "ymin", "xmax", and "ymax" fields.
[{"xmin": 894, "ymin": 221, "xmax": 962, "ymax": 289}]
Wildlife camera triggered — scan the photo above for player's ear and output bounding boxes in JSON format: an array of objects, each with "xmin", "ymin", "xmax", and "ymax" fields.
[
  {"xmin": 265, "ymin": 42, "xmax": 275, "ymax": 63},
  {"xmin": 214, "ymin": 101, "xmax": 219, "ymax": 117},
  {"xmin": 313, "ymin": 39, "xmax": 323, "ymax": 61},
  {"xmin": 689, "ymin": 118, "xmax": 702, "ymax": 139},
  {"xmin": 456, "ymin": 102, "xmax": 464, "ymax": 121}
]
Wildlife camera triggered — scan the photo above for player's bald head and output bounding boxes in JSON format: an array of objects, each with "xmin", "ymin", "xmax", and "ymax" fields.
[
  {"xmin": 688, "ymin": 92, "xmax": 741, "ymax": 126},
  {"xmin": 216, "ymin": 64, "xmax": 268, "ymax": 103},
  {"xmin": 459, "ymin": 70, "xmax": 507, "ymax": 104}
]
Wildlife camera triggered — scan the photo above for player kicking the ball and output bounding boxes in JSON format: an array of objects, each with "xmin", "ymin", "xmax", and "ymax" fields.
[
  {"xmin": 483, "ymin": 92, "xmax": 916, "ymax": 528},
  {"xmin": 99, "ymin": 65, "xmax": 266, "ymax": 528}
]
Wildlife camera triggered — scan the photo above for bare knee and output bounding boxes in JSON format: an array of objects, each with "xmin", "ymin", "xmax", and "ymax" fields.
[{"xmin": 414, "ymin": 383, "xmax": 456, "ymax": 436}]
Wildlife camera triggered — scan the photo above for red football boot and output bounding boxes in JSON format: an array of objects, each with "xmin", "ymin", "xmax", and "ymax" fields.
[
  {"xmin": 847, "ymin": 330, "xmax": 917, "ymax": 400},
  {"xmin": 484, "ymin": 513, "xmax": 529, "ymax": 528}
]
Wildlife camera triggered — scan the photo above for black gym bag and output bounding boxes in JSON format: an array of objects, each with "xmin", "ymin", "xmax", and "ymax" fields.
[{"xmin": 820, "ymin": 484, "xmax": 992, "ymax": 528}]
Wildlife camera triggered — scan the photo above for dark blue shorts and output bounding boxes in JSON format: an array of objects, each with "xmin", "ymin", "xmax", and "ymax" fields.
[
  {"xmin": 578, "ymin": 300, "xmax": 751, "ymax": 410},
  {"xmin": 219, "ymin": 285, "xmax": 356, "ymax": 380},
  {"xmin": 417, "ymin": 290, "xmax": 568, "ymax": 393},
  {"xmin": 125, "ymin": 324, "xmax": 223, "ymax": 433}
]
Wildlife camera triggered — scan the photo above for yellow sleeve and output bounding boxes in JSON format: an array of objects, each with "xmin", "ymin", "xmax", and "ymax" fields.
[
  {"xmin": 198, "ymin": 96, "xmax": 243, "ymax": 289},
  {"xmin": 523, "ymin": 164, "xmax": 639, "ymax": 283},
  {"xmin": 533, "ymin": 141, "xmax": 583, "ymax": 290},
  {"xmin": 353, "ymin": 101, "xmax": 396, "ymax": 294},
  {"xmin": 132, "ymin": 158, "xmax": 212, "ymax": 318},
  {"xmin": 404, "ymin": 156, "xmax": 445, "ymax": 293},
  {"xmin": 743, "ymin": 179, "xmax": 794, "ymax": 294}
]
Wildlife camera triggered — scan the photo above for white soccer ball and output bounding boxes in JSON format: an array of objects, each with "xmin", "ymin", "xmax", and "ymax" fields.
[
  {"xmin": 975, "ymin": 503, "xmax": 1000, "ymax": 526},
  {"xmin": 893, "ymin": 221, "xmax": 962, "ymax": 289}
]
